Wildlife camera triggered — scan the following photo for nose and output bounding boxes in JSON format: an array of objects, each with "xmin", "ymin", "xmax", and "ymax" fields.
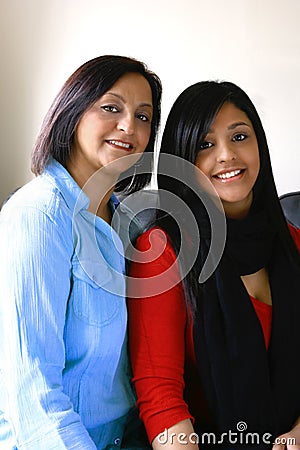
[
  {"xmin": 216, "ymin": 142, "xmax": 237, "ymax": 163},
  {"xmin": 117, "ymin": 112, "xmax": 135, "ymax": 135}
]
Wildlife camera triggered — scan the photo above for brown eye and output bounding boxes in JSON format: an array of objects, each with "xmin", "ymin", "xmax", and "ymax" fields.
[
  {"xmin": 136, "ymin": 113, "xmax": 150, "ymax": 122},
  {"xmin": 233, "ymin": 133, "xmax": 247, "ymax": 142},
  {"xmin": 101, "ymin": 105, "xmax": 119, "ymax": 113},
  {"xmin": 199, "ymin": 141, "xmax": 213, "ymax": 150}
]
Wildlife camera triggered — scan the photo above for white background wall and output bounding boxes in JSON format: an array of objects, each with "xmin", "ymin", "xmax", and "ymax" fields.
[{"xmin": 1, "ymin": 0, "xmax": 299, "ymax": 206}]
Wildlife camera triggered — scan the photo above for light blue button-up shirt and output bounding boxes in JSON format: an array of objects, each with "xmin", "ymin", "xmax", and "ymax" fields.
[{"xmin": 0, "ymin": 159, "xmax": 140, "ymax": 449}]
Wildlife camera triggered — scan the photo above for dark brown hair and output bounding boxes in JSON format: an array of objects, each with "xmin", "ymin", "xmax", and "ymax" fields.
[{"xmin": 31, "ymin": 55, "xmax": 162, "ymax": 193}]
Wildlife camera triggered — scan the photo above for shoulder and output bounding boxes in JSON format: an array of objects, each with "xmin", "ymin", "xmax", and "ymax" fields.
[
  {"xmin": 288, "ymin": 223, "xmax": 300, "ymax": 252},
  {"xmin": 135, "ymin": 227, "xmax": 176, "ymax": 259},
  {"xmin": 1, "ymin": 176, "xmax": 71, "ymax": 223},
  {"xmin": 128, "ymin": 227, "xmax": 185, "ymax": 301},
  {"xmin": 0, "ymin": 177, "xmax": 73, "ymax": 250}
]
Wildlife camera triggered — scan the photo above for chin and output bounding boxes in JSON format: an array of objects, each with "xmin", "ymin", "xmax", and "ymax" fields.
[
  {"xmin": 112, "ymin": 153, "xmax": 141, "ymax": 172},
  {"xmin": 221, "ymin": 196, "xmax": 253, "ymax": 218}
]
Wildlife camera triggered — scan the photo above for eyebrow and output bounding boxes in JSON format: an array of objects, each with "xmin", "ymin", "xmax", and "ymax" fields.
[
  {"xmin": 227, "ymin": 121, "xmax": 251, "ymax": 130},
  {"xmin": 208, "ymin": 121, "xmax": 251, "ymax": 134},
  {"xmin": 105, "ymin": 92, "xmax": 153, "ymax": 108}
]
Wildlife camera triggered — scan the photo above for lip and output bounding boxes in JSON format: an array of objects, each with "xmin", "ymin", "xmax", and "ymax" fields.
[
  {"xmin": 106, "ymin": 139, "xmax": 134, "ymax": 151},
  {"xmin": 213, "ymin": 168, "xmax": 245, "ymax": 183}
]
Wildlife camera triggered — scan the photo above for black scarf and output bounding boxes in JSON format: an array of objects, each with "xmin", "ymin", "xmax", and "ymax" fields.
[
  {"xmin": 225, "ymin": 207, "xmax": 275, "ymax": 276},
  {"xmin": 192, "ymin": 199, "xmax": 300, "ymax": 449}
]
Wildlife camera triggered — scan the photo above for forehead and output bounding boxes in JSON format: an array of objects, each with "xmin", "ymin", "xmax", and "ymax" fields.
[
  {"xmin": 104, "ymin": 72, "xmax": 153, "ymax": 103},
  {"xmin": 212, "ymin": 102, "xmax": 252, "ymax": 128}
]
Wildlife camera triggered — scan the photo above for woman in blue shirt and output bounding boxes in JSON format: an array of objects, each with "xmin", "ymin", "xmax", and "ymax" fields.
[{"xmin": 0, "ymin": 55, "xmax": 162, "ymax": 450}]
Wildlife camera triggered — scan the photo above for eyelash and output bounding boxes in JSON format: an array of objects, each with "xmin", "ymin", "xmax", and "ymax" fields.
[
  {"xmin": 101, "ymin": 105, "xmax": 150, "ymax": 122},
  {"xmin": 199, "ymin": 141, "xmax": 213, "ymax": 150},
  {"xmin": 136, "ymin": 113, "xmax": 150, "ymax": 122},
  {"xmin": 232, "ymin": 133, "xmax": 248, "ymax": 141},
  {"xmin": 199, "ymin": 133, "xmax": 248, "ymax": 150},
  {"xmin": 101, "ymin": 105, "xmax": 119, "ymax": 113}
]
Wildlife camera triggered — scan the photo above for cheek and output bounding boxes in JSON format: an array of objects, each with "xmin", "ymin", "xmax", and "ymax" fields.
[
  {"xmin": 250, "ymin": 148, "xmax": 260, "ymax": 180},
  {"xmin": 78, "ymin": 111, "xmax": 112, "ymax": 137},
  {"xmin": 138, "ymin": 127, "xmax": 151, "ymax": 151},
  {"xmin": 195, "ymin": 154, "xmax": 211, "ymax": 177},
  {"xmin": 75, "ymin": 117, "xmax": 96, "ymax": 144}
]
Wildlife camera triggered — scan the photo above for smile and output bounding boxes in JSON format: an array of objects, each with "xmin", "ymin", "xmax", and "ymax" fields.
[
  {"xmin": 107, "ymin": 140, "xmax": 133, "ymax": 150},
  {"xmin": 215, "ymin": 169, "xmax": 243, "ymax": 180}
]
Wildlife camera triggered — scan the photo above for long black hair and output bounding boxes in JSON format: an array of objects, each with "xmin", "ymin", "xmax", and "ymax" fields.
[
  {"xmin": 157, "ymin": 80, "xmax": 300, "ymax": 310},
  {"xmin": 31, "ymin": 55, "xmax": 162, "ymax": 193}
]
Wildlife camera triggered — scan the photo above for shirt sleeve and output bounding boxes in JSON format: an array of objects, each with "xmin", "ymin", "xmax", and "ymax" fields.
[
  {"xmin": 0, "ymin": 205, "xmax": 96, "ymax": 449},
  {"xmin": 288, "ymin": 223, "xmax": 300, "ymax": 252},
  {"xmin": 127, "ymin": 228, "xmax": 193, "ymax": 444}
]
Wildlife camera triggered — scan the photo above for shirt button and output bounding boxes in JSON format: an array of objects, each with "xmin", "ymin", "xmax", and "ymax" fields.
[{"xmin": 114, "ymin": 437, "xmax": 121, "ymax": 446}]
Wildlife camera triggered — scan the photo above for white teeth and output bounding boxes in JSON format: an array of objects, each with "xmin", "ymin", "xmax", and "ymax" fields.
[
  {"xmin": 217, "ymin": 169, "xmax": 241, "ymax": 180},
  {"xmin": 109, "ymin": 140, "xmax": 131, "ymax": 149}
]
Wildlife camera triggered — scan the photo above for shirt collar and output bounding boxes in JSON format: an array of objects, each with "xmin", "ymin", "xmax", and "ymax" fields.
[
  {"xmin": 43, "ymin": 158, "xmax": 90, "ymax": 213},
  {"xmin": 44, "ymin": 158, "xmax": 143, "ymax": 245}
]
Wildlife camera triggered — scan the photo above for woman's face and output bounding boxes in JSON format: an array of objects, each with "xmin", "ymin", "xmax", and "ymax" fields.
[
  {"xmin": 195, "ymin": 102, "xmax": 260, "ymax": 219},
  {"xmin": 68, "ymin": 72, "xmax": 153, "ymax": 185}
]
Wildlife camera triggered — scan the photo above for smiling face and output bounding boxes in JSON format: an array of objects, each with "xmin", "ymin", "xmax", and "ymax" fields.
[
  {"xmin": 195, "ymin": 102, "xmax": 260, "ymax": 219},
  {"xmin": 67, "ymin": 72, "xmax": 153, "ymax": 187}
]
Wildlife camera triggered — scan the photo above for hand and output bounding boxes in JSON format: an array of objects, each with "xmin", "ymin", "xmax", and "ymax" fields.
[
  {"xmin": 152, "ymin": 419, "xmax": 199, "ymax": 449},
  {"xmin": 272, "ymin": 421, "xmax": 300, "ymax": 449}
]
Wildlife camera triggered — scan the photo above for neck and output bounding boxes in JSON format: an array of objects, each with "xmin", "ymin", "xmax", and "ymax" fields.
[
  {"xmin": 223, "ymin": 192, "xmax": 253, "ymax": 220},
  {"xmin": 84, "ymin": 175, "xmax": 115, "ymax": 219},
  {"xmin": 96, "ymin": 199, "xmax": 113, "ymax": 224},
  {"xmin": 66, "ymin": 159, "xmax": 118, "ymax": 221}
]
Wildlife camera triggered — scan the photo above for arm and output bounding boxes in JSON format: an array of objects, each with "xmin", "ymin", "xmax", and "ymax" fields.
[
  {"xmin": 128, "ymin": 228, "xmax": 198, "ymax": 449},
  {"xmin": 0, "ymin": 206, "xmax": 96, "ymax": 449},
  {"xmin": 152, "ymin": 420, "xmax": 199, "ymax": 449}
]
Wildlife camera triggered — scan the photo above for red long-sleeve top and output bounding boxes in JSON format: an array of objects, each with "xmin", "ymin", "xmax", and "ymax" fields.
[{"xmin": 128, "ymin": 225, "xmax": 300, "ymax": 444}]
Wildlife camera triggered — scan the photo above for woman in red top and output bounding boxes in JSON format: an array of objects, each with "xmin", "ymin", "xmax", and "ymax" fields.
[{"xmin": 127, "ymin": 81, "xmax": 300, "ymax": 449}]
